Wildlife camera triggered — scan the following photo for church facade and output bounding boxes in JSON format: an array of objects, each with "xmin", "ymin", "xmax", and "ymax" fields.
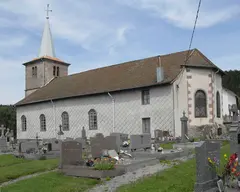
[{"xmin": 15, "ymin": 16, "xmax": 237, "ymax": 140}]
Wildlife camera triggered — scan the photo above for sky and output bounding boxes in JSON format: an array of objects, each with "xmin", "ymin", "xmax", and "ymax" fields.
[{"xmin": 0, "ymin": 0, "xmax": 239, "ymax": 104}]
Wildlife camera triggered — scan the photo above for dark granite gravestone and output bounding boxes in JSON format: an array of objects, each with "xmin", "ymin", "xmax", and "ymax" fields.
[
  {"xmin": 229, "ymin": 121, "xmax": 240, "ymax": 155},
  {"xmin": 90, "ymin": 135, "xmax": 118, "ymax": 158},
  {"xmin": 82, "ymin": 127, "xmax": 86, "ymax": 139},
  {"xmin": 110, "ymin": 132, "xmax": 128, "ymax": 148},
  {"xmin": 130, "ymin": 134, "xmax": 151, "ymax": 151},
  {"xmin": 154, "ymin": 129, "xmax": 163, "ymax": 141},
  {"xmin": 60, "ymin": 141, "xmax": 83, "ymax": 168},
  {"xmin": 75, "ymin": 137, "xmax": 87, "ymax": 149},
  {"xmin": 194, "ymin": 141, "xmax": 220, "ymax": 192}
]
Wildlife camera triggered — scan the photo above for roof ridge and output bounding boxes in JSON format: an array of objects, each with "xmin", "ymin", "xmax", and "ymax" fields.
[{"xmin": 64, "ymin": 49, "xmax": 192, "ymax": 78}]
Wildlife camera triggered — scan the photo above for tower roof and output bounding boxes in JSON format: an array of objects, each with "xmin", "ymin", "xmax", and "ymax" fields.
[{"xmin": 38, "ymin": 4, "xmax": 55, "ymax": 58}]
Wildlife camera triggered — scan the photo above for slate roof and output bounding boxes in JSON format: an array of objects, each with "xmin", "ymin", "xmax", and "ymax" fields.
[{"xmin": 16, "ymin": 48, "xmax": 224, "ymax": 106}]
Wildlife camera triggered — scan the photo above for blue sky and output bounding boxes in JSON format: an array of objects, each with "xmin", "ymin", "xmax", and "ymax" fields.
[{"xmin": 0, "ymin": 0, "xmax": 239, "ymax": 104}]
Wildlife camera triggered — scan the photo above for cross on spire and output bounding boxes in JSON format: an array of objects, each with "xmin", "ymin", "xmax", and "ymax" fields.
[{"xmin": 45, "ymin": 4, "xmax": 52, "ymax": 19}]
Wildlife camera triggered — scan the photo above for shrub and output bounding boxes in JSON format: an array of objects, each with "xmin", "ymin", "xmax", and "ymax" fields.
[{"xmin": 94, "ymin": 158, "xmax": 115, "ymax": 170}]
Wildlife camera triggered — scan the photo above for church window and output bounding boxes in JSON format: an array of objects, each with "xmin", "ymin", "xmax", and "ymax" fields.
[
  {"xmin": 21, "ymin": 115, "xmax": 27, "ymax": 131},
  {"xmin": 34, "ymin": 66, "xmax": 37, "ymax": 77},
  {"xmin": 216, "ymin": 91, "xmax": 221, "ymax": 118},
  {"xmin": 53, "ymin": 66, "xmax": 56, "ymax": 76},
  {"xmin": 40, "ymin": 114, "xmax": 46, "ymax": 131},
  {"xmin": 57, "ymin": 67, "xmax": 59, "ymax": 76},
  {"xmin": 88, "ymin": 109, "xmax": 97, "ymax": 130},
  {"xmin": 195, "ymin": 90, "xmax": 207, "ymax": 118},
  {"xmin": 32, "ymin": 67, "xmax": 35, "ymax": 77},
  {"xmin": 142, "ymin": 89, "xmax": 150, "ymax": 105},
  {"xmin": 61, "ymin": 112, "xmax": 69, "ymax": 131}
]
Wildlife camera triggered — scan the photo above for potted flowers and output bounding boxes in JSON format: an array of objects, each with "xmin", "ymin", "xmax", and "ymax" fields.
[{"xmin": 208, "ymin": 153, "xmax": 240, "ymax": 189}]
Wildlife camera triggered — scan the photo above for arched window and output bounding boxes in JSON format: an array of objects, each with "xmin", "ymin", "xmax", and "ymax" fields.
[
  {"xmin": 195, "ymin": 90, "xmax": 207, "ymax": 118},
  {"xmin": 21, "ymin": 115, "xmax": 27, "ymax": 131},
  {"xmin": 53, "ymin": 66, "xmax": 56, "ymax": 76},
  {"xmin": 216, "ymin": 91, "xmax": 221, "ymax": 118},
  {"xmin": 57, "ymin": 67, "xmax": 59, "ymax": 76},
  {"xmin": 34, "ymin": 66, "xmax": 37, "ymax": 77},
  {"xmin": 32, "ymin": 67, "xmax": 35, "ymax": 77},
  {"xmin": 61, "ymin": 112, "xmax": 69, "ymax": 131},
  {"xmin": 40, "ymin": 114, "xmax": 46, "ymax": 131},
  {"xmin": 88, "ymin": 109, "xmax": 97, "ymax": 130}
]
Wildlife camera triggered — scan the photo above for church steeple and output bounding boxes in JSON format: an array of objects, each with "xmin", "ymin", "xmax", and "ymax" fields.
[
  {"xmin": 38, "ymin": 4, "xmax": 55, "ymax": 58},
  {"xmin": 23, "ymin": 4, "xmax": 70, "ymax": 98}
]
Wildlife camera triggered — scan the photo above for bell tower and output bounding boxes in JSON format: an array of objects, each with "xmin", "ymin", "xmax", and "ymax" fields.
[{"xmin": 23, "ymin": 4, "xmax": 70, "ymax": 97}]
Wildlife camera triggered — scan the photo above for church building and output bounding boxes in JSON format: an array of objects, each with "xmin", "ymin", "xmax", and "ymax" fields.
[{"xmin": 15, "ymin": 13, "xmax": 237, "ymax": 140}]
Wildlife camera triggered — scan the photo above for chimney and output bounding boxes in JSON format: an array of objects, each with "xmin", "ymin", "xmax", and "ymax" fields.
[{"xmin": 156, "ymin": 56, "xmax": 164, "ymax": 83}]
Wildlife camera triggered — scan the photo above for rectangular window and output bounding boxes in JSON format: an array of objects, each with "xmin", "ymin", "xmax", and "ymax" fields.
[
  {"xmin": 141, "ymin": 90, "xmax": 150, "ymax": 105},
  {"xmin": 142, "ymin": 118, "xmax": 150, "ymax": 133}
]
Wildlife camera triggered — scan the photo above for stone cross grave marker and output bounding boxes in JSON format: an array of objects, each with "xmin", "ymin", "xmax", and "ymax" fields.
[
  {"xmin": 60, "ymin": 141, "xmax": 83, "ymax": 168},
  {"xmin": 194, "ymin": 141, "xmax": 220, "ymax": 192},
  {"xmin": 180, "ymin": 111, "xmax": 188, "ymax": 143},
  {"xmin": 82, "ymin": 126, "xmax": 86, "ymax": 139},
  {"xmin": 0, "ymin": 125, "xmax": 6, "ymax": 138}
]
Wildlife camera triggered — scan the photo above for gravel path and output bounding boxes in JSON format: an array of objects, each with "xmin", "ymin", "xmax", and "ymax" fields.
[
  {"xmin": 0, "ymin": 169, "xmax": 57, "ymax": 188},
  {"xmin": 87, "ymin": 154, "xmax": 195, "ymax": 192}
]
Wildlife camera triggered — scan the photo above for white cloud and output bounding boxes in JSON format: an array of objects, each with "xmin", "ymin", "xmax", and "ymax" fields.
[
  {"xmin": 0, "ymin": 0, "xmax": 132, "ymax": 52},
  {"xmin": 116, "ymin": 0, "xmax": 240, "ymax": 29}
]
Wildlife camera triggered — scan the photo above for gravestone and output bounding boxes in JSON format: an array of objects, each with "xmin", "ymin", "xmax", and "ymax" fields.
[
  {"xmin": 0, "ymin": 125, "xmax": 6, "ymax": 138},
  {"xmin": 110, "ymin": 132, "xmax": 128, "ymax": 148},
  {"xmin": 90, "ymin": 135, "xmax": 118, "ymax": 158},
  {"xmin": 82, "ymin": 127, "xmax": 86, "ymax": 139},
  {"xmin": 43, "ymin": 138, "xmax": 60, "ymax": 151},
  {"xmin": 65, "ymin": 137, "xmax": 74, "ymax": 141},
  {"xmin": 229, "ymin": 115, "xmax": 240, "ymax": 154},
  {"xmin": 130, "ymin": 134, "xmax": 151, "ymax": 151},
  {"xmin": 194, "ymin": 141, "xmax": 220, "ymax": 192},
  {"xmin": 60, "ymin": 141, "xmax": 83, "ymax": 168},
  {"xmin": 75, "ymin": 137, "xmax": 87, "ymax": 149},
  {"xmin": 180, "ymin": 111, "xmax": 188, "ymax": 143},
  {"xmin": 21, "ymin": 141, "xmax": 38, "ymax": 153},
  {"xmin": 0, "ymin": 125, "xmax": 7, "ymax": 151},
  {"xmin": 154, "ymin": 129, "xmax": 163, "ymax": 141},
  {"xmin": 95, "ymin": 133, "xmax": 104, "ymax": 139}
]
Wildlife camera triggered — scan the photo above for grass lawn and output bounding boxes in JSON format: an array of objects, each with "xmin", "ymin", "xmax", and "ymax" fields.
[
  {"xmin": 1, "ymin": 171, "xmax": 100, "ymax": 192},
  {"xmin": 159, "ymin": 142, "xmax": 174, "ymax": 149},
  {"xmin": 0, "ymin": 155, "xmax": 30, "ymax": 167},
  {"xmin": 117, "ymin": 144, "xmax": 230, "ymax": 192},
  {"xmin": 0, "ymin": 155, "xmax": 58, "ymax": 184}
]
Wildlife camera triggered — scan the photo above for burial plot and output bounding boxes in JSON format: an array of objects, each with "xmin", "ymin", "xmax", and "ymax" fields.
[
  {"xmin": 194, "ymin": 141, "xmax": 220, "ymax": 192},
  {"xmin": 60, "ymin": 141, "xmax": 83, "ymax": 168}
]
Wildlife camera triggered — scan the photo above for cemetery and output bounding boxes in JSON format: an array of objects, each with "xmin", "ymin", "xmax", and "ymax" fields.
[{"xmin": 0, "ymin": 107, "xmax": 240, "ymax": 191}]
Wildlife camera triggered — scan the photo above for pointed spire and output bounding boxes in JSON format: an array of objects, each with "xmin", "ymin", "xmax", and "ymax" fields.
[{"xmin": 38, "ymin": 4, "xmax": 56, "ymax": 58}]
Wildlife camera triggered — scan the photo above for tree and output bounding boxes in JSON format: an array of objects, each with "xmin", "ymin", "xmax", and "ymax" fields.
[{"xmin": 0, "ymin": 105, "xmax": 16, "ymax": 137}]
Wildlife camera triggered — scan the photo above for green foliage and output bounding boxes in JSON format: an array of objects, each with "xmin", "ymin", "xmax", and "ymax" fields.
[
  {"xmin": 0, "ymin": 154, "xmax": 30, "ymax": 167},
  {"xmin": 0, "ymin": 104, "xmax": 16, "ymax": 137},
  {"xmin": 159, "ymin": 142, "xmax": 174, "ymax": 149},
  {"xmin": 1, "ymin": 171, "xmax": 99, "ymax": 192},
  {"xmin": 222, "ymin": 140, "xmax": 229, "ymax": 146},
  {"xmin": 117, "ymin": 145, "xmax": 230, "ymax": 192},
  {"xmin": 0, "ymin": 156, "xmax": 58, "ymax": 184},
  {"xmin": 93, "ymin": 158, "xmax": 115, "ymax": 170}
]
